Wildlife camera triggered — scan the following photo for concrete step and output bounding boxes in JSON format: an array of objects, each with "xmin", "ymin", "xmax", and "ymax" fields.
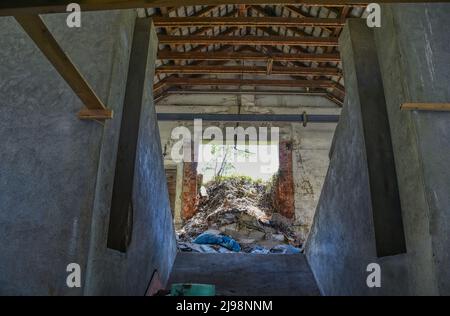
[{"xmin": 167, "ymin": 252, "xmax": 321, "ymax": 296}]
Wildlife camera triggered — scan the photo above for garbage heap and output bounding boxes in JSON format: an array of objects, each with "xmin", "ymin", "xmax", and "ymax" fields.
[{"xmin": 176, "ymin": 177, "xmax": 303, "ymax": 254}]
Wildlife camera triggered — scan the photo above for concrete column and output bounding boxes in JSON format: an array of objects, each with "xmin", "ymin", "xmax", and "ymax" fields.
[
  {"xmin": 173, "ymin": 162, "xmax": 184, "ymax": 229},
  {"xmin": 342, "ymin": 19, "xmax": 406, "ymax": 258},
  {"xmin": 107, "ymin": 17, "xmax": 156, "ymax": 252}
]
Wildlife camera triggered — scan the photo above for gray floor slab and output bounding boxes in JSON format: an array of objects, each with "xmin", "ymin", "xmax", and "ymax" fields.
[{"xmin": 167, "ymin": 253, "xmax": 321, "ymax": 296}]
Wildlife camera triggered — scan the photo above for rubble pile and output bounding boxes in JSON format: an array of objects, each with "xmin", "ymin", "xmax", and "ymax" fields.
[{"xmin": 177, "ymin": 177, "xmax": 303, "ymax": 254}]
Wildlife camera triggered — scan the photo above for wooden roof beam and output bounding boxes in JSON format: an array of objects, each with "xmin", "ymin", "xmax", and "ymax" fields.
[
  {"xmin": 153, "ymin": 16, "xmax": 346, "ymax": 28},
  {"xmin": 156, "ymin": 77, "xmax": 338, "ymax": 91},
  {"xmin": 158, "ymin": 35, "xmax": 339, "ymax": 46},
  {"xmin": 155, "ymin": 65, "xmax": 342, "ymax": 76},
  {"xmin": 401, "ymin": 103, "xmax": 450, "ymax": 111},
  {"xmin": 163, "ymin": 88, "xmax": 330, "ymax": 96},
  {"xmin": 157, "ymin": 51, "xmax": 341, "ymax": 62},
  {"xmin": 14, "ymin": 14, "xmax": 112, "ymax": 120},
  {"xmin": 0, "ymin": 1, "xmax": 434, "ymax": 16}
]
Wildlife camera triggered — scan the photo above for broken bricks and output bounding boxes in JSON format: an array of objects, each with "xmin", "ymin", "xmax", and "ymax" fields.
[{"xmin": 176, "ymin": 177, "xmax": 301, "ymax": 253}]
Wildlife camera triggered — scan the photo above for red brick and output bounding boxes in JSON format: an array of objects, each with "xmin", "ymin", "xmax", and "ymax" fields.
[
  {"xmin": 181, "ymin": 161, "xmax": 199, "ymax": 221},
  {"xmin": 273, "ymin": 141, "xmax": 295, "ymax": 219}
]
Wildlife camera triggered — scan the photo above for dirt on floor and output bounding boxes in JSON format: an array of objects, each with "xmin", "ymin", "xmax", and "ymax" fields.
[{"xmin": 176, "ymin": 176, "xmax": 303, "ymax": 254}]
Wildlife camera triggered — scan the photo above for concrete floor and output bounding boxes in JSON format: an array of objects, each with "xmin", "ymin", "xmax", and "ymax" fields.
[{"xmin": 167, "ymin": 253, "xmax": 321, "ymax": 296}]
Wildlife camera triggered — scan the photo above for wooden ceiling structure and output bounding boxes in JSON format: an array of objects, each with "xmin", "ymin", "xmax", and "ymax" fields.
[
  {"xmin": 2, "ymin": 1, "xmax": 444, "ymax": 118},
  {"xmin": 150, "ymin": 4, "xmax": 367, "ymax": 106}
]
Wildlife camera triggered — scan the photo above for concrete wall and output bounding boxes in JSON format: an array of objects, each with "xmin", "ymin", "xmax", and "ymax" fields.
[
  {"xmin": 84, "ymin": 18, "xmax": 177, "ymax": 295},
  {"xmin": 305, "ymin": 20, "xmax": 409, "ymax": 296},
  {"xmin": 0, "ymin": 13, "xmax": 176, "ymax": 295},
  {"xmin": 292, "ymin": 123, "xmax": 335, "ymax": 243},
  {"xmin": 374, "ymin": 4, "xmax": 450, "ymax": 295},
  {"xmin": 306, "ymin": 6, "xmax": 450, "ymax": 295}
]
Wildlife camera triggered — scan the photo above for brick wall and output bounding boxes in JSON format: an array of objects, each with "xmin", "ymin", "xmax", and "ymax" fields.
[
  {"xmin": 181, "ymin": 161, "xmax": 199, "ymax": 221},
  {"xmin": 273, "ymin": 141, "xmax": 295, "ymax": 219}
]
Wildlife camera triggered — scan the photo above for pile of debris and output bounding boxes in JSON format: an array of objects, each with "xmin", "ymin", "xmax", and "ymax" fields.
[{"xmin": 176, "ymin": 177, "xmax": 303, "ymax": 254}]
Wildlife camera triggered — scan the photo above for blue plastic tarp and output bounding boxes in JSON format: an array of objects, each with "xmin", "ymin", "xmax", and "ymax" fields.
[{"xmin": 193, "ymin": 233, "xmax": 241, "ymax": 252}]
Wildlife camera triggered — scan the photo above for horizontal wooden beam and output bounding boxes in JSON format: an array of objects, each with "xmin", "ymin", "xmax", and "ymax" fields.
[
  {"xmin": 401, "ymin": 103, "xmax": 450, "ymax": 111},
  {"xmin": 155, "ymin": 65, "xmax": 341, "ymax": 76},
  {"xmin": 155, "ymin": 77, "xmax": 337, "ymax": 90},
  {"xmin": 1, "ymin": 1, "xmax": 440, "ymax": 16},
  {"xmin": 326, "ymin": 92, "xmax": 344, "ymax": 107},
  {"xmin": 157, "ymin": 113, "xmax": 340, "ymax": 123},
  {"xmin": 153, "ymin": 16, "xmax": 345, "ymax": 28},
  {"xmin": 158, "ymin": 35, "xmax": 339, "ymax": 46},
  {"xmin": 14, "ymin": 14, "xmax": 112, "ymax": 120},
  {"xmin": 157, "ymin": 50, "xmax": 341, "ymax": 62},
  {"xmin": 78, "ymin": 107, "xmax": 114, "ymax": 120},
  {"xmin": 164, "ymin": 89, "xmax": 328, "ymax": 96}
]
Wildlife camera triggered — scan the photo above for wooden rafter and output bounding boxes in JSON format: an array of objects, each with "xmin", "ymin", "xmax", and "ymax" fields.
[
  {"xmin": 249, "ymin": 5, "xmax": 332, "ymax": 37},
  {"xmin": 164, "ymin": 89, "xmax": 329, "ymax": 96},
  {"xmin": 249, "ymin": 7, "xmax": 345, "ymax": 105},
  {"xmin": 158, "ymin": 35, "xmax": 339, "ymax": 46},
  {"xmin": 156, "ymin": 65, "xmax": 342, "ymax": 76},
  {"xmin": 320, "ymin": 6, "xmax": 350, "ymax": 103},
  {"xmin": 151, "ymin": 3, "xmax": 363, "ymax": 106},
  {"xmin": 153, "ymin": 16, "xmax": 346, "ymax": 28},
  {"xmin": 0, "ymin": 1, "xmax": 438, "ymax": 16},
  {"xmin": 15, "ymin": 14, "xmax": 112, "ymax": 120},
  {"xmin": 284, "ymin": 5, "xmax": 335, "ymax": 33},
  {"xmin": 155, "ymin": 5, "xmax": 241, "ymax": 96},
  {"xmin": 155, "ymin": 78, "xmax": 338, "ymax": 91},
  {"xmin": 401, "ymin": 103, "xmax": 450, "ymax": 111},
  {"xmin": 157, "ymin": 50, "xmax": 341, "ymax": 62}
]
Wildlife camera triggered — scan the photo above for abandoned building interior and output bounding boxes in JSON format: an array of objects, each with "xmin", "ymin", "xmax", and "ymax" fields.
[{"xmin": 0, "ymin": 1, "xmax": 449, "ymax": 296}]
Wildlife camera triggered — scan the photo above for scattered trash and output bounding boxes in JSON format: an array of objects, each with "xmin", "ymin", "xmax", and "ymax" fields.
[
  {"xmin": 269, "ymin": 245, "xmax": 302, "ymax": 254},
  {"xmin": 250, "ymin": 246, "xmax": 271, "ymax": 254},
  {"xmin": 194, "ymin": 232, "xmax": 241, "ymax": 252},
  {"xmin": 270, "ymin": 234, "xmax": 286, "ymax": 242},
  {"xmin": 178, "ymin": 241, "xmax": 234, "ymax": 253},
  {"xmin": 200, "ymin": 186, "xmax": 208, "ymax": 197},
  {"xmin": 177, "ymin": 177, "xmax": 303, "ymax": 254}
]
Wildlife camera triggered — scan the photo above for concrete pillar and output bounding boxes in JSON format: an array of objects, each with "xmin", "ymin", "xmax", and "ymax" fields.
[
  {"xmin": 107, "ymin": 17, "xmax": 155, "ymax": 252},
  {"xmin": 173, "ymin": 162, "xmax": 184, "ymax": 229},
  {"xmin": 342, "ymin": 19, "xmax": 407, "ymax": 258},
  {"xmin": 85, "ymin": 18, "xmax": 177, "ymax": 295}
]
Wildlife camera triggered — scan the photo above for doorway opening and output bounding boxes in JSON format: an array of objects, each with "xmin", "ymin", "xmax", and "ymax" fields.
[{"xmin": 175, "ymin": 141, "xmax": 302, "ymax": 254}]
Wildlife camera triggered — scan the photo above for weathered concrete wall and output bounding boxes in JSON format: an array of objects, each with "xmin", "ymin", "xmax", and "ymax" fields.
[
  {"xmin": 0, "ymin": 13, "xmax": 176, "ymax": 295},
  {"xmin": 0, "ymin": 11, "xmax": 133, "ymax": 295},
  {"xmin": 373, "ymin": 4, "xmax": 450, "ymax": 295},
  {"xmin": 306, "ymin": 7, "xmax": 450, "ymax": 295},
  {"xmin": 291, "ymin": 123, "xmax": 334, "ymax": 243},
  {"xmin": 305, "ymin": 19, "xmax": 411, "ymax": 296},
  {"xmin": 84, "ymin": 19, "xmax": 177, "ymax": 295}
]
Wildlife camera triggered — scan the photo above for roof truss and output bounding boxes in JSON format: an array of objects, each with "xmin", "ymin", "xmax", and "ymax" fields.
[{"xmin": 153, "ymin": 3, "xmax": 361, "ymax": 106}]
